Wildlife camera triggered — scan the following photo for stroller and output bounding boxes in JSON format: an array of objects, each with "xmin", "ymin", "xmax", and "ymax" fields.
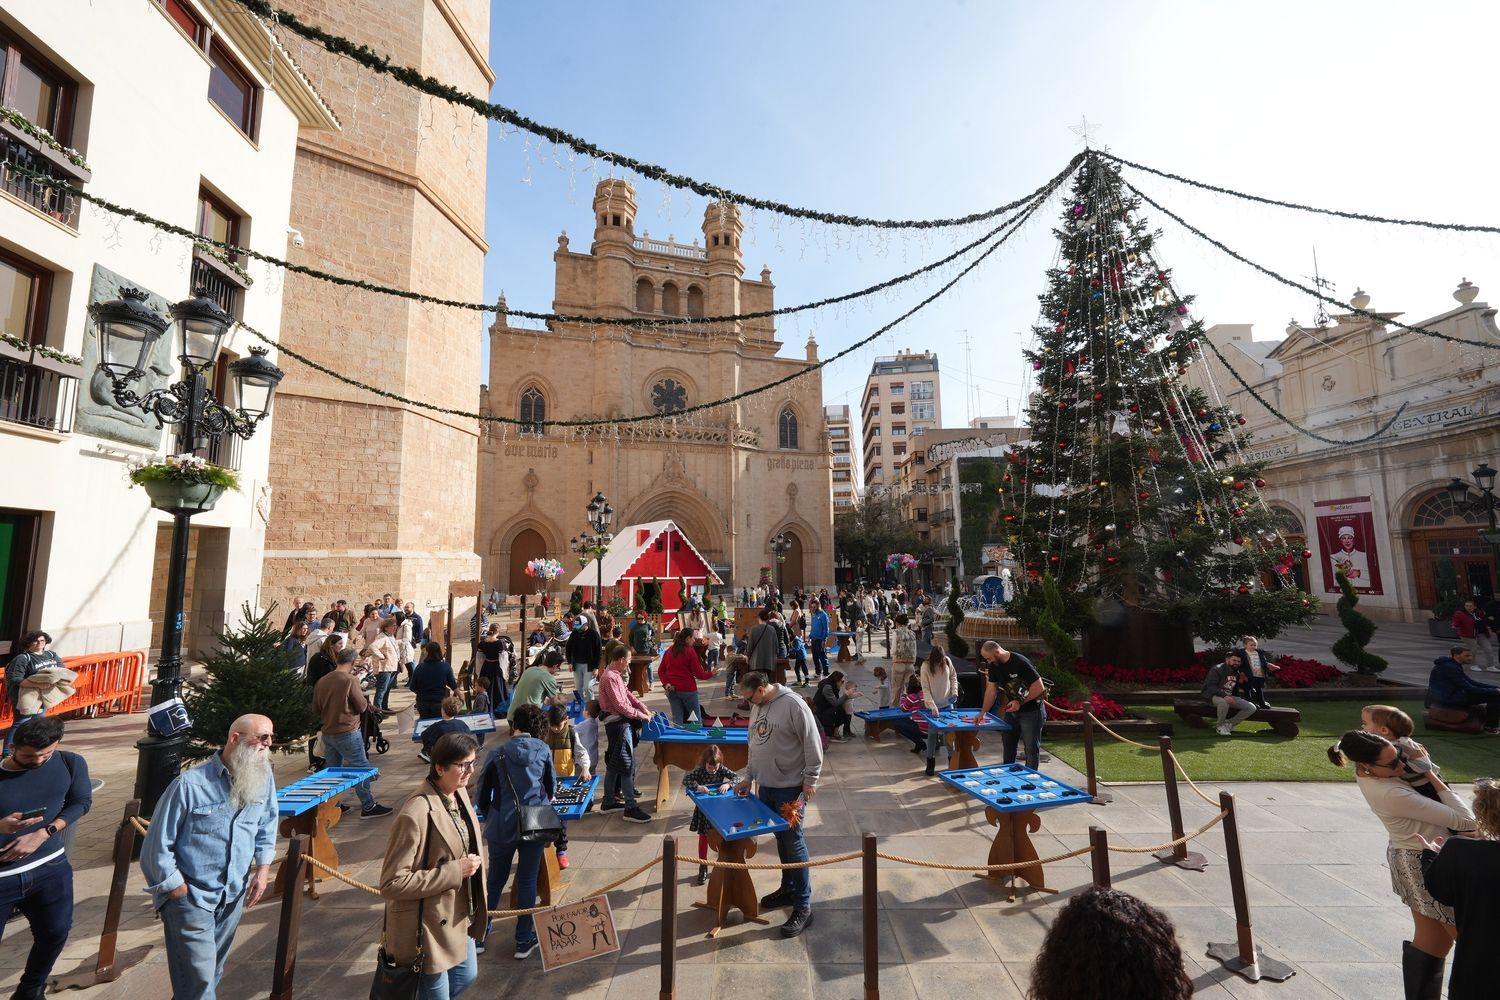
[{"xmin": 361, "ymin": 706, "xmax": 390, "ymax": 756}]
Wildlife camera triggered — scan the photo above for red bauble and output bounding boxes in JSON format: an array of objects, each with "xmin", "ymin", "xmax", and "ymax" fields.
[
  {"xmin": 1237, "ymin": 416, "xmax": 1247, "ymax": 426},
  {"xmin": 1055, "ymin": 324, "xmax": 1065, "ymax": 333},
  {"xmin": 1255, "ymin": 478, "xmax": 1266, "ymax": 488},
  {"xmin": 1232, "ymin": 508, "xmax": 1245, "ymax": 518},
  {"xmin": 1106, "ymin": 556, "xmax": 1118, "ymax": 564},
  {"xmin": 1092, "ymin": 392, "xmax": 1104, "ymax": 401},
  {"xmin": 1233, "ymin": 536, "xmax": 1244, "ymax": 545},
  {"xmin": 1138, "ymin": 490, "xmax": 1150, "ymax": 500},
  {"xmin": 1237, "ymin": 585, "xmax": 1250, "ymax": 595},
  {"xmin": 1232, "ymin": 481, "xmax": 1246, "ymax": 491},
  {"xmin": 1302, "ymin": 548, "xmax": 1312, "ymax": 559},
  {"xmin": 1049, "ymin": 555, "xmax": 1060, "ymax": 563},
  {"xmin": 1128, "ymin": 404, "xmax": 1139, "ymax": 413},
  {"xmin": 1197, "ymin": 408, "xmax": 1208, "ymax": 417},
  {"xmin": 1093, "ymin": 542, "xmax": 1105, "ymax": 551}
]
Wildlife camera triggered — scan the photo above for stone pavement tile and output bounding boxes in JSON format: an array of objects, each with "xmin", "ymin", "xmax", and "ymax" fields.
[
  {"xmin": 1094, "ymin": 803, "xmax": 1184, "ymax": 835},
  {"xmin": 811, "ymin": 963, "xmax": 918, "ymax": 1000},
  {"xmin": 1259, "ymin": 802, "xmax": 1384, "ymax": 832},
  {"xmin": 970, "ymin": 906, "xmax": 1053, "ymax": 961},
  {"xmin": 1178, "ymin": 953, "xmax": 1299, "ymax": 998},
  {"xmin": 703, "ymin": 916, "xmax": 813, "ymax": 965},
  {"xmin": 907, "ymin": 961, "xmax": 1025, "ymax": 998},
  {"xmin": 797, "ymin": 907, "xmax": 896, "ymax": 965},
  {"xmin": 1105, "ymin": 864, "xmax": 1221, "ymax": 909},
  {"xmin": 606, "ymin": 961, "xmax": 715, "ymax": 1000},
  {"xmin": 808, "ymin": 867, "xmax": 873, "ymax": 908},
  {"xmin": 1304, "ymin": 904, "xmax": 1417, "ymax": 957},
  {"xmin": 1309, "ymin": 863, "xmax": 1395, "ymax": 904},
  {"xmin": 1236, "ymin": 906, "xmax": 1385, "ymax": 963},
  {"xmin": 1293, "ymin": 961, "xmax": 1404, "ymax": 1000},
  {"xmin": 803, "ymin": 835, "xmax": 867, "ymax": 867},
  {"xmin": 875, "ymin": 870, "xmax": 970, "ymax": 909},
  {"xmin": 1248, "ymin": 864, "xmax": 1387, "ymax": 908},
  {"xmin": 889, "ymin": 908, "xmax": 998, "ymax": 965},
  {"xmin": 711, "ymin": 961, "xmax": 813, "ymax": 999}
]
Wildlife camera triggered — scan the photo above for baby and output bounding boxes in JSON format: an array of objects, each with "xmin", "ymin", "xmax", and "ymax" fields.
[{"xmin": 1360, "ymin": 704, "xmax": 1440, "ymax": 802}]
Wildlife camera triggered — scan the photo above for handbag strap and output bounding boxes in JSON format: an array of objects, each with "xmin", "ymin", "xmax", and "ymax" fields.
[{"xmin": 380, "ymin": 807, "xmax": 431, "ymax": 965}]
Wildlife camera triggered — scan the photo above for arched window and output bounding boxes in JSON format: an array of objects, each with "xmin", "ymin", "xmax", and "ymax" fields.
[
  {"xmin": 1412, "ymin": 491, "xmax": 1484, "ymax": 528},
  {"xmin": 652, "ymin": 378, "xmax": 688, "ymax": 414},
  {"xmin": 686, "ymin": 285, "xmax": 704, "ymax": 318},
  {"xmin": 661, "ymin": 281, "xmax": 680, "ymax": 315},
  {"xmin": 778, "ymin": 407, "xmax": 799, "ymax": 450},
  {"xmin": 635, "ymin": 277, "xmax": 654, "ymax": 313},
  {"xmin": 519, "ymin": 385, "xmax": 546, "ymax": 435}
]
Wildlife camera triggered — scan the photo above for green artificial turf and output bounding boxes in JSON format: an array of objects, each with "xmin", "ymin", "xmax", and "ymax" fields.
[{"xmin": 1046, "ymin": 700, "xmax": 1500, "ymax": 783}]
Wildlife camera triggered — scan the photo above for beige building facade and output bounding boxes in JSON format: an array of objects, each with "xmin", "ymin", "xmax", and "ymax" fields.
[
  {"xmin": 478, "ymin": 180, "xmax": 834, "ymax": 596},
  {"xmin": 1192, "ymin": 280, "xmax": 1500, "ymax": 622},
  {"xmin": 825, "ymin": 404, "xmax": 857, "ymax": 509},
  {"xmin": 259, "ymin": 0, "xmax": 488, "ymax": 612},
  {"xmin": 860, "ymin": 350, "xmax": 941, "ymax": 492}
]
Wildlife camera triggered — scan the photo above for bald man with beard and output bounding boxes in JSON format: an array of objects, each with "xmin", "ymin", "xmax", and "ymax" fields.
[{"xmin": 141, "ymin": 715, "xmax": 279, "ymax": 1000}]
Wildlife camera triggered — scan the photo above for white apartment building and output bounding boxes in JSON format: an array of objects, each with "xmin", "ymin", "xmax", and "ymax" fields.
[
  {"xmin": 0, "ymin": 0, "xmax": 335, "ymax": 656},
  {"xmin": 860, "ymin": 349, "xmax": 941, "ymax": 493},
  {"xmin": 824, "ymin": 403, "xmax": 857, "ymax": 509}
]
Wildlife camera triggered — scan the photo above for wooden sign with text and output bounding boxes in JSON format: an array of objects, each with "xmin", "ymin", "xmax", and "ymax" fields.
[
  {"xmin": 447, "ymin": 579, "xmax": 482, "ymax": 598},
  {"xmin": 537, "ymin": 895, "xmax": 619, "ymax": 971}
]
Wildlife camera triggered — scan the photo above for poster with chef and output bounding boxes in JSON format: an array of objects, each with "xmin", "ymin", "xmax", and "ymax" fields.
[{"xmin": 1314, "ymin": 496, "xmax": 1383, "ymax": 595}]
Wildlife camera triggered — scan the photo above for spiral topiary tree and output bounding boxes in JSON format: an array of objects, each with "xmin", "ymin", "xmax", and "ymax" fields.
[
  {"xmin": 1034, "ymin": 574, "xmax": 1084, "ymax": 696},
  {"xmin": 945, "ymin": 574, "xmax": 970, "ymax": 658},
  {"xmin": 1331, "ymin": 570, "xmax": 1387, "ymax": 675}
]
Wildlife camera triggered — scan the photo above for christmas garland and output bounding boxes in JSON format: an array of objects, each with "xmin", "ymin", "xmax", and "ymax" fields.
[
  {"xmin": 229, "ymin": 0, "xmax": 1075, "ymax": 230},
  {"xmin": 1120, "ymin": 175, "xmax": 1500, "ymax": 353},
  {"xmin": 10, "ymin": 159, "xmax": 1059, "ymax": 329},
  {"xmin": 237, "ymin": 177, "xmax": 1062, "ymax": 428},
  {"xmin": 1100, "ymin": 150, "xmax": 1499, "ymax": 236},
  {"xmin": 0, "ymin": 105, "xmax": 90, "ymax": 171}
]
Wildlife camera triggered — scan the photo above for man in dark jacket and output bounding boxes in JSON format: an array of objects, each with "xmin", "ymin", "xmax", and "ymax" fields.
[
  {"xmin": 565, "ymin": 617, "xmax": 602, "ymax": 699},
  {"xmin": 1428, "ymin": 647, "xmax": 1500, "ymax": 733}
]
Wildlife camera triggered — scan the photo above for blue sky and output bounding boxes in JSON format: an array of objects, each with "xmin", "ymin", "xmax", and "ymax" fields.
[{"xmin": 480, "ymin": 1, "xmax": 1498, "ymax": 444}]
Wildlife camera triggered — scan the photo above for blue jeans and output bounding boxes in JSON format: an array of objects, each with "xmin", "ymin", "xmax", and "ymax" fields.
[
  {"xmin": 1002, "ymin": 707, "xmax": 1044, "ymax": 769},
  {"xmin": 757, "ymin": 785, "xmax": 811, "ymax": 909},
  {"xmin": 792, "ymin": 649, "xmax": 809, "ymax": 684},
  {"xmin": 573, "ymin": 661, "xmax": 591, "ymax": 698},
  {"xmin": 374, "ymin": 671, "xmax": 397, "ymax": 710},
  {"xmin": 419, "ymin": 936, "xmax": 477, "ymax": 998},
  {"xmin": 925, "ymin": 696, "xmax": 958, "ymax": 759},
  {"xmin": 603, "ymin": 719, "xmax": 637, "ymax": 808},
  {"xmin": 3, "ymin": 712, "xmax": 45, "ymax": 755},
  {"xmin": 890, "ymin": 718, "xmax": 925, "ymax": 752},
  {"xmin": 811, "ymin": 639, "xmax": 829, "ymax": 677},
  {"xmin": 486, "ymin": 840, "xmax": 544, "ymax": 948},
  {"xmin": 666, "ymin": 690, "xmax": 701, "ymax": 725},
  {"xmin": 0, "ymin": 854, "xmax": 72, "ymax": 988},
  {"xmin": 320, "ymin": 730, "xmax": 377, "ymax": 810},
  {"xmin": 159, "ymin": 890, "xmax": 246, "ymax": 1000}
]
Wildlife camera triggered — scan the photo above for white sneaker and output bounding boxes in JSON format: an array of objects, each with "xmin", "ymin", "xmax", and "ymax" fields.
[{"xmin": 1215, "ymin": 724, "xmax": 1231, "ymax": 736}]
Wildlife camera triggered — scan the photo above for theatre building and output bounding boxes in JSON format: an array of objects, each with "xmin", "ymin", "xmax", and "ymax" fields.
[
  {"xmin": 0, "ymin": 0, "xmax": 333, "ymax": 656},
  {"xmin": 477, "ymin": 180, "xmax": 834, "ymax": 595},
  {"xmin": 1194, "ymin": 279, "xmax": 1500, "ymax": 622}
]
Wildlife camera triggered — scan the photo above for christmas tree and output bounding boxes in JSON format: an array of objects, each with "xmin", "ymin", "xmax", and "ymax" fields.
[
  {"xmin": 182, "ymin": 603, "xmax": 321, "ymax": 761},
  {"xmin": 1005, "ymin": 155, "xmax": 1315, "ymax": 667}
]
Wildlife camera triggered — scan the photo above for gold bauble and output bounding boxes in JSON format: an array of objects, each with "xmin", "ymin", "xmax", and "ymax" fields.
[{"xmin": 1220, "ymin": 476, "xmax": 1235, "ymax": 487}]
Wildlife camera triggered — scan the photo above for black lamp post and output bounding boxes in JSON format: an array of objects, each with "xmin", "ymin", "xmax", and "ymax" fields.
[
  {"xmin": 770, "ymin": 532, "xmax": 790, "ymax": 594},
  {"xmin": 571, "ymin": 491, "xmax": 614, "ymax": 606},
  {"xmin": 1447, "ymin": 464, "xmax": 1500, "ymax": 594},
  {"xmin": 89, "ymin": 287, "xmax": 283, "ymax": 817}
]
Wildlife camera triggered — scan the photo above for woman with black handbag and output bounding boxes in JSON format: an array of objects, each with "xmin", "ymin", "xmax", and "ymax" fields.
[
  {"xmin": 474, "ymin": 702, "xmax": 558, "ymax": 960},
  {"xmin": 375, "ymin": 732, "xmax": 486, "ymax": 999}
]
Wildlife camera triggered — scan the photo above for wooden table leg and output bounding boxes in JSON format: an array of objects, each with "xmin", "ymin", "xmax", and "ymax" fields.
[
  {"xmin": 976, "ymin": 808, "xmax": 1055, "ymax": 902},
  {"xmin": 512, "ymin": 843, "xmax": 565, "ymax": 908},
  {"xmin": 945, "ymin": 732, "xmax": 980, "ymax": 772},
  {"xmin": 273, "ymin": 803, "xmax": 341, "ymax": 900},
  {"xmin": 692, "ymin": 831, "xmax": 769, "ymax": 937},
  {"xmin": 865, "ymin": 720, "xmax": 890, "ymax": 742}
]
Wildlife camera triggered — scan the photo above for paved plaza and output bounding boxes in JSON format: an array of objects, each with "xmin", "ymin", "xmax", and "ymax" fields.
[{"xmin": 7, "ymin": 624, "xmax": 1478, "ymax": 999}]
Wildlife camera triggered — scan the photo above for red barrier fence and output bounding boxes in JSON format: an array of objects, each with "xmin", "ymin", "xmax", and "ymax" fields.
[{"xmin": 0, "ymin": 650, "xmax": 147, "ymax": 728}]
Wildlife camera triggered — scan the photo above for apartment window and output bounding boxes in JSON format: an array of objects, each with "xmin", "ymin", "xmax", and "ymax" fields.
[
  {"xmin": 868, "ymin": 426, "xmax": 880, "ymax": 437},
  {"xmin": 917, "ymin": 509, "xmax": 928, "ymax": 522},
  {"xmin": 191, "ymin": 188, "xmax": 247, "ymax": 317},
  {"xmin": 913, "ymin": 402, "xmax": 934, "ymax": 421},
  {"xmin": 207, "ymin": 38, "xmax": 258, "ymax": 136},
  {"xmin": 912, "ymin": 379, "xmax": 934, "ymax": 400},
  {"xmin": 867, "ymin": 407, "xmax": 879, "ymax": 420},
  {"xmin": 889, "ymin": 383, "xmax": 905, "ymax": 396},
  {"xmin": 0, "ymin": 252, "xmax": 50, "ymax": 346},
  {"xmin": 0, "ymin": 34, "xmax": 76, "ymax": 144},
  {"xmin": 158, "ymin": 0, "xmax": 208, "ymax": 45},
  {"xmin": 893, "ymin": 443, "xmax": 906, "ymax": 456},
  {"xmin": 891, "ymin": 424, "xmax": 906, "ymax": 437},
  {"xmin": 198, "ymin": 189, "xmax": 240, "ymax": 250},
  {"xmin": 891, "ymin": 403, "xmax": 905, "ymax": 415}
]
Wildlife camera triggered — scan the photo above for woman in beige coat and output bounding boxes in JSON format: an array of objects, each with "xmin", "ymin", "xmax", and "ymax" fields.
[
  {"xmin": 365, "ymin": 616, "xmax": 404, "ymax": 712},
  {"xmin": 379, "ymin": 731, "xmax": 487, "ymax": 998}
]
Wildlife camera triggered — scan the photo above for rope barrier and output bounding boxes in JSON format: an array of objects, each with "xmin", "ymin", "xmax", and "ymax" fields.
[
  {"xmin": 701, "ymin": 850, "xmax": 863, "ymax": 871},
  {"xmin": 128, "ymin": 816, "xmax": 150, "ymax": 835},
  {"xmin": 1167, "ymin": 750, "xmax": 1227, "ymax": 809},
  {"xmin": 1041, "ymin": 699, "xmax": 1087, "ymax": 716},
  {"xmin": 1084, "ymin": 712, "xmax": 1157, "ymax": 751},
  {"xmin": 876, "ymin": 845, "xmax": 1091, "ymax": 873},
  {"xmin": 1105, "ymin": 810, "xmax": 1229, "ymax": 854}
]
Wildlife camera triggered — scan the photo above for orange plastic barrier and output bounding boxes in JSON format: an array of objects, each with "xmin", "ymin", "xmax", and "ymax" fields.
[{"xmin": 0, "ymin": 650, "xmax": 148, "ymax": 727}]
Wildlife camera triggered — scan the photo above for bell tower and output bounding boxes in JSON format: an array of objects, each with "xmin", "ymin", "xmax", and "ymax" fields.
[{"xmin": 702, "ymin": 200, "xmax": 744, "ymax": 322}]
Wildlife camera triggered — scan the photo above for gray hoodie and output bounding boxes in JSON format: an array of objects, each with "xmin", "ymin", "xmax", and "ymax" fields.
[{"xmin": 746, "ymin": 684, "xmax": 824, "ymax": 789}]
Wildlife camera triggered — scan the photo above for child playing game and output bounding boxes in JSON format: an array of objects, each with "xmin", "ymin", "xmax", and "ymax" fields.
[
  {"xmin": 871, "ymin": 666, "xmax": 891, "ymax": 711},
  {"xmin": 684, "ymin": 744, "xmax": 741, "ymax": 885},
  {"xmin": 576, "ymin": 699, "xmax": 602, "ymax": 776},
  {"xmin": 888, "ymin": 675, "xmax": 929, "ymax": 756},
  {"xmin": 546, "ymin": 704, "xmax": 593, "ymax": 868},
  {"xmin": 1361, "ymin": 704, "xmax": 1441, "ymax": 802}
]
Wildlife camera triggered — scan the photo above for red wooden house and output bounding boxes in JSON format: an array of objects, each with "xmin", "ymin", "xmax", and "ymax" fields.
[{"xmin": 567, "ymin": 520, "xmax": 722, "ymax": 620}]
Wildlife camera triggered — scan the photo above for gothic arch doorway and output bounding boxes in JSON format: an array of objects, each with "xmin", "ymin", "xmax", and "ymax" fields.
[
  {"xmin": 508, "ymin": 528, "xmax": 547, "ymax": 595},
  {"xmin": 780, "ymin": 531, "xmax": 806, "ymax": 591}
]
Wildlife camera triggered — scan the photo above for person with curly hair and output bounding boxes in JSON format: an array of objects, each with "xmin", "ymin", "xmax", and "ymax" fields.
[
  {"xmin": 1028, "ymin": 886, "xmax": 1192, "ymax": 1000},
  {"xmin": 1422, "ymin": 777, "xmax": 1500, "ymax": 1000}
]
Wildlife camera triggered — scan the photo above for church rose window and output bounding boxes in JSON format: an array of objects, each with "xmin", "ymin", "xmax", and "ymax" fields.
[{"xmin": 652, "ymin": 378, "xmax": 687, "ymax": 414}]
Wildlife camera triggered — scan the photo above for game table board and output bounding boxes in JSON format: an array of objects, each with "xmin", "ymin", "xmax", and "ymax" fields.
[
  {"xmin": 410, "ymin": 713, "xmax": 497, "ymax": 740},
  {"xmin": 918, "ymin": 709, "xmax": 1012, "ymax": 771},
  {"xmin": 854, "ymin": 707, "xmax": 910, "ymax": 742},
  {"xmin": 687, "ymin": 789, "xmax": 791, "ymax": 937},
  {"xmin": 639, "ymin": 714, "xmax": 749, "ymax": 811},
  {"xmin": 272, "ymin": 768, "xmax": 379, "ymax": 899},
  {"xmin": 512, "ymin": 775, "xmax": 601, "ymax": 908},
  {"xmin": 939, "ymin": 764, "xmax": 1091, "ymax": 901}
]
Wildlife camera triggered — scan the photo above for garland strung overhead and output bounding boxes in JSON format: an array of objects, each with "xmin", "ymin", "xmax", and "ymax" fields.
[
  {"xmin": 11, "ymin": 161, "xmax": 1059, "ymax": 329},
  {"xmin": 239, "ymin": 175, "xmax": 1063, "ymax": 428},
  {"xmin": 230, "ymin": 0, "xmax": 1076, "ymax": 230},
  {"xmin": 1100, "ymin": 151, "xmax": 1500, "ymax": 236}
]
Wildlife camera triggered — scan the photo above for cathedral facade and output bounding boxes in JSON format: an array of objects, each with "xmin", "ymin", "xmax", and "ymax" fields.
[{"xmin": 478, "ymin": 180, "xmax": 834, "ymax": 595}]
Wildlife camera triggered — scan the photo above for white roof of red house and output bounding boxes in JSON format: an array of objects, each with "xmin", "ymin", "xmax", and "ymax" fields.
[{"xmin": 566, "ymin": 520, "xmax": 723, "ymax": 587}]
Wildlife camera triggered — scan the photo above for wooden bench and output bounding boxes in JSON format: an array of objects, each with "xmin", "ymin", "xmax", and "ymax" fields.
[{"xmin": 1172, "ymin": 699, "xmax": 1301, "ymax": 737}]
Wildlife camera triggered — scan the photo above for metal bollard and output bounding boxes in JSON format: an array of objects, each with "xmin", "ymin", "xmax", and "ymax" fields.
[
  {"xmin": 862, "ymin": 833, "xmax": 879, "ymax": 1000},
  {"xmin": 1088, "ymin": 826, "xmax": 1111, "ymax": 888},
  {"xmin": 1206, "ymin": 792, "xmax": 1295, "ymax": 983},
  {"xmin": 1082, "ymin": 709, "xmax": 1112, "ymax": 805},
  {"xmin": 268, "ymin": 836, "xmax": 306, "ymax": 1000},
  {"xmin": 660, "ymin": 835, "xmax": 677, "ymax": 1000},
  {"xmin": 1153, "ymin": 736, "xmax": 1206, "ymax": 871}
]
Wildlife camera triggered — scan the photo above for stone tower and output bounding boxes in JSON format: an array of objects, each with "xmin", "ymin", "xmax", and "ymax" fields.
[{"xmin": 260, "ymin": 0, "xmax": 487, "ymax": 609}]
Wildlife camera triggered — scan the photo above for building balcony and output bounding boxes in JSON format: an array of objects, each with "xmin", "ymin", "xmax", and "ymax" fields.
[
  {"xmin": 833, "ymin": 454, "xmax": 850, "ymax": 466},
  {"xmin": 198, "ymin": 428, "xmax": 243, "ymax": 471},
  {"xmin": 191, "ymin": 248, "xmax": 249, "ymax": 320},
  {"xmin": 933, "ymin": 509, "xmax": 956, "ymax": 525},
  {"xmin": 0, "ymin": 345, "xmax": 80, "ymax": 435},
  {"xmin": 0, "ymin": 118, "xmax": 91, "ymax": 231},
  {"xmin": 632, "ymin": 234, "xmax": 707, "ymax": 260}
]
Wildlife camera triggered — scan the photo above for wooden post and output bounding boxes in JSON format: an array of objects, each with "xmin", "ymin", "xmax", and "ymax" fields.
[
  {"xmin": 445, "ymin": 591, "xmax": 455, "ymax": 663},
  {"xmin": 659, "ymin": 835, "xmax": 677, "ymax": 1000},
  {"xmin": 1206, "ymin": 792, "xmax": 1295, "ymax": 982},
  {"xmin": 1082, "ymin": 709, "xmax": 1112, "ymax": 805},
  {"xmin": 862, "ymin": 833, "xmax": 879, "ymax": 1000},
  {"xmin": 519, "ymin": 594, "xmax": 528, "ymax": 670},
  {"xmin": 1152, "ymin": 735, "xmax": 1206, "ymax": 871},
  {"xmin": 1088, "ymin": 825, "xmax": 1111, "ymax": 888},
  {"xmin": 51, "ymin": 800, "xmax": 153, "ymax": 990},
  {"xmin": 268, "ymin": 836, "xmax": 306, "ymax": 1000}
]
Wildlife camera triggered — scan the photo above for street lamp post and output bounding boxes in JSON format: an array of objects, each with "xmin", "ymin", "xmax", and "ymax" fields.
[
  {"xmin": 770, "ymin": 532, "xmax": 790, "ymax": 594},
  {"xmin": 1447, "ymin": 463, "xmax": 1500, "ymax": 595},
  {"xmin": 89, "ymin": 288, "xmax": 283, "ymax": 818},
  {"xmin": 571, "ymin": 491, "xmax": 615, "ymax": 607}
]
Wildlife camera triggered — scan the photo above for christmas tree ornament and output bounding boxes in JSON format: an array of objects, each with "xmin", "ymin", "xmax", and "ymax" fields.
[
  {"xmin": 1220, "ymin": 475, "xmax": 1235, "ymax": 487},
  {"xmin": 1255, "ymin": 478, "xmax": 1266, "ymax": 488}
]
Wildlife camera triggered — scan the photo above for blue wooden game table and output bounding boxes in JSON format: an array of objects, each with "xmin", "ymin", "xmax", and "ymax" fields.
[
  {"xmin": 687, "ymin": 789, "xmax": 791, "ymax": 936},
  {"xmin": 829, "ymin": 630, "xmax": 860, "ymax": 662},
  {"xmin": 410, "ymin": 713, "xmax": 497, "ymax": 741},
  {"xmin": 640, "ymin": 714, "xmax": 749, "ymax": 811},
  {"xmin": 273, "ymin": 767, "xmax": 379, "ymax": 898},
  {"xmin": 939, "ymin": 764, "xmax": 1091, "ymax": 900},
  {"xmin": 508, "ymin": 774, "xmax": 602, "ymax": 909},
  {"xmin": 854, "ymin": 706, "xmax": 910, "ymax": 742},
  {"xmin": 918, "ymin": 709, "xmax": 1012, "ymax": 770}
]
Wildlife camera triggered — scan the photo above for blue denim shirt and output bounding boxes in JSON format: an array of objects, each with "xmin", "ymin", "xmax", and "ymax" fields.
[{"xmin": 139, "ymin": 754, "xmax": 279, "ymax": 911}]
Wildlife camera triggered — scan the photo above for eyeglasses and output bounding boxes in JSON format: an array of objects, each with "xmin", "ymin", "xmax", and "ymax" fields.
[
  {"xmin": 448, "ymin": 760, "xmax": 477, "ymax": 773},
  {"xmin": 245, "ymin": 733, "xmax": 275, "ymax": 745}
]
